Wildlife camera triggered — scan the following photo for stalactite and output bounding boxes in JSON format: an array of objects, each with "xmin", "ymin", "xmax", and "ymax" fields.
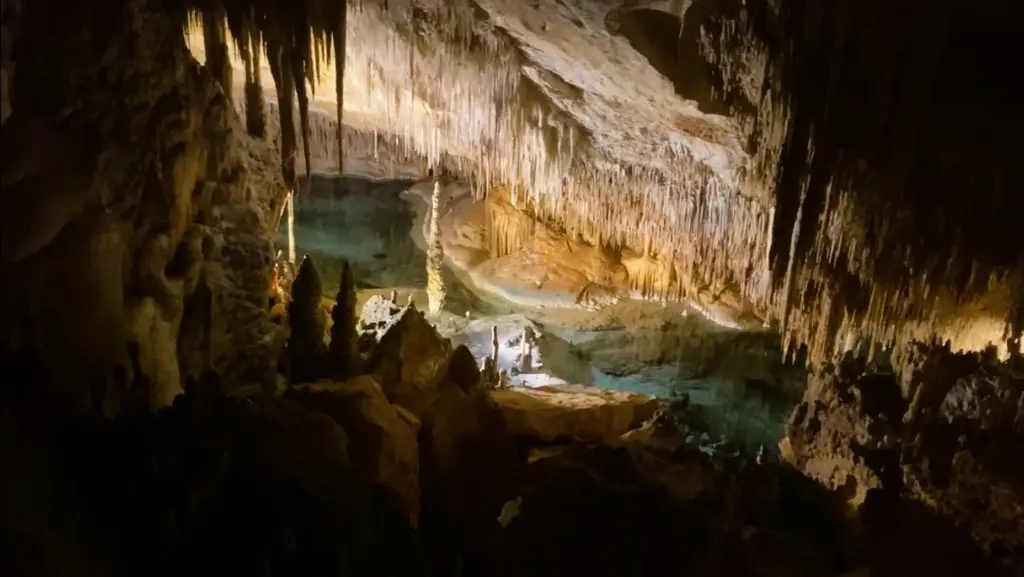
[
  {"xmin": 176, "ymin": 0, "xmax": 1022, "ymax": 366},
  {"xmin": 333, "ymin": 0, "xmax": 348, "ymax": 176},
  {"xmin": 265, "ymin": 27, "xmax": 296, "ymax": 190},
  {"xmin": 201, "ymin": 2, "xmax": 231, "ymax": 92},
  {"xmin": 290, "ymin": 19, "xmax": 313, "ymax": 183},
  {"xmin": 233, "ymin": 13, "xmax": 266, "ymax": 138},
  {"xmin": 426, "ymin": 180, "xmax": 446, "ymax": 316}
]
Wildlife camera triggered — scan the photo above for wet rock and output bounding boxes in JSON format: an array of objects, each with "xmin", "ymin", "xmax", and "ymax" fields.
[
  {"xmin": 288, "ymin": 376, "xmax": 422, "ymax": 525},
  {"xmin": 492, "ymin": 385, "xmax": 660, "ymax": 443},
  {"xmin": 785, "ymin": 342, "xmax": 1024, "ymax": 554}
]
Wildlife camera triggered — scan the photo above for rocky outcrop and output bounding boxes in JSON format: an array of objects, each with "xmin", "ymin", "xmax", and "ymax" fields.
[
  {"xmin": 361, "ymin": 300, "xmax": 452, "ymax": 416},
  {"xmin": 783, "ymin": 343, "xmax": 1024, "ymax": 555},
  {"xmin": 288, "ymin": 377, "xmax": 422, "ymax": 525},
  {"xmin": 493, "ymin": 385, "xmax": 660, "ymax": 443}
]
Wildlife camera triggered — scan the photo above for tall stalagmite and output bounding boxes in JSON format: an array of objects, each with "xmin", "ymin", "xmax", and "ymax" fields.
[
  {"xmin": 426, "ymin": 179, "xmax": 446, "ymax": 316},
  {"xmin": 328, "ymin": 259, "xmax": 360, "ymax": 378},
  {"xmin": 287, "ymin": 255, "xmax": 326, "ymax": 384},
  {"xmin": 285, "ymin": 191, "xmax": 296, "ymax": 265}
]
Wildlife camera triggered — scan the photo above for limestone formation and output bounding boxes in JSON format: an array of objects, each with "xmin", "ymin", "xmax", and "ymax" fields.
[
  {"xmin": 4, "ymin": 0, "xmax": 1023, "ymax": 574},
  {"xmin": 2, "ymin": 0, "xmax": 286, "ymax": 406},
  {"xmin": 327, "ymin": 259, "xmax": 360, "ymax": 378},
  {"xmin": 287, "ymin": 255, "xmax": 327, "ymax": 384},
  {"xmin": 178, "ymin": 0, "xmax": 1022, "ymax": 367},
  {"xmin": 426, "ymin": 179, "xmax": 446, "ymax": 316},
  {"xmin": 490, "ymin": 324, "xmax": 499, "ymax": 366},
  {"xmin": 784, "ymin": 342, "xmax": 1024, "ymax": 553},
  {"xmin": 362, "ymin": 302, "xmax": 452, "ymax": 416}
]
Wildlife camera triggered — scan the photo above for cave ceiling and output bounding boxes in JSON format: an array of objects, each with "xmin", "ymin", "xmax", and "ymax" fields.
[{"xmin": 5, "ymin": 0, "xmax": 1023, "ymax": 364}]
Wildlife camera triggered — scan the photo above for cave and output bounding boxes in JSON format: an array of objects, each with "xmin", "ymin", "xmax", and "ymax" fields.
[{"xmin": 2, "ymin": 0, "xmax": 1022, "ymax": 576}]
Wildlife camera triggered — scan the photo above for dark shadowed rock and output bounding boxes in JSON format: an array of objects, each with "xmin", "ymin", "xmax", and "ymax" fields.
[
  {"xmin": 438, "ymin": 344, "xmax": 482, "ymax": 393},
  {"xmin": 418, "ymin": 385, "xmax": 524, "ymax": 576},
  {"xmin": 287, "ymin": 255, "xmax": 327, "ymax": 384},
  {"xmin": 287, "ymin": 376, "xmax": 422, "ymax": 525}
]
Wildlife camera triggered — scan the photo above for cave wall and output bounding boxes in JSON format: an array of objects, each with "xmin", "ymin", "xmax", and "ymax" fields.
[
  {"xmin": 717, "ymin": 0, "xmax": 1024, "ymax": 358},
  {"xmin": 1, "ymin": 0, "xmax": 287, "ymax": 409}
]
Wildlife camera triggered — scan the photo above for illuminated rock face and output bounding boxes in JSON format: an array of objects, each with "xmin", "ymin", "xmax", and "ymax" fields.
[{"xmin": 179, "ymin": 0, "xmax": 1022, "ymax": 365}]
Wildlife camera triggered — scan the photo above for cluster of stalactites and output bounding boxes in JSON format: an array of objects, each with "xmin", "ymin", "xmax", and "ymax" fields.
[
  {"xmin": 183, "ymin": 0, "xmax": 353, "ymax": 188},
  {"xmin": 182, "ymin": 1, "xmax": 1020, "ymax": 366},
  {"xmin": 244, "ymin": 99, "xmax": 432, "ymax": 176},
  {"xmin": 484, "ymin": 192, "xmax": 536, "ymax": 259}
]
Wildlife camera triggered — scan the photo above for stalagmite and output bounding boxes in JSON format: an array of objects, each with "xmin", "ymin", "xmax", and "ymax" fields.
[
  {"xmin": 426, "ymin": 180, "xmax": 446, "ymax": 316},
  {"xmin": 286, "ymin": 191, "xmax": 296, "ymax": 265},
  {"xmin": 491, "ymin": 325, "xmax": 499, "ymax": 366},
  {"xmin": 287, "ymin": 256, "xmax": 326, "ymax": 385},
  {"xmin": 520, "ymin": 327, "xmax": 533, "ymax": 373},
  {"xmin": 328, "ymin": 260, "xmax": 360, "ymax": 378}
]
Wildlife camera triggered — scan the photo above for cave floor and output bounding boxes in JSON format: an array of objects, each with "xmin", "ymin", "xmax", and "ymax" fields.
[{"xmin": 279, "ymin": 174, "xmax": 804, "ymax": 449}]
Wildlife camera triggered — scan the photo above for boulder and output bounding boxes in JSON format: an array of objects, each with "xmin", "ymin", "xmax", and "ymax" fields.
[
  {"xmin": 288, "ymin": 377, "xmax": 422, "ymax": 524},
  {"xmin": 492, "ymin": 385, "xmax": 660, "ymax": 443}
]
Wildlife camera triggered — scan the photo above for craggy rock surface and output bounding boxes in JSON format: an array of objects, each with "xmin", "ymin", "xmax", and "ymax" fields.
[{"xmin": 784, "ymin": 342, "xmax": 1024, "ymax": 556}]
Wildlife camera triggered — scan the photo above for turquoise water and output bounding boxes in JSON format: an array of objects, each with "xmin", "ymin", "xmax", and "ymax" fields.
[{"xmin": 279, "ymin": 174, "xmax": 801, "ymax": 449}]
